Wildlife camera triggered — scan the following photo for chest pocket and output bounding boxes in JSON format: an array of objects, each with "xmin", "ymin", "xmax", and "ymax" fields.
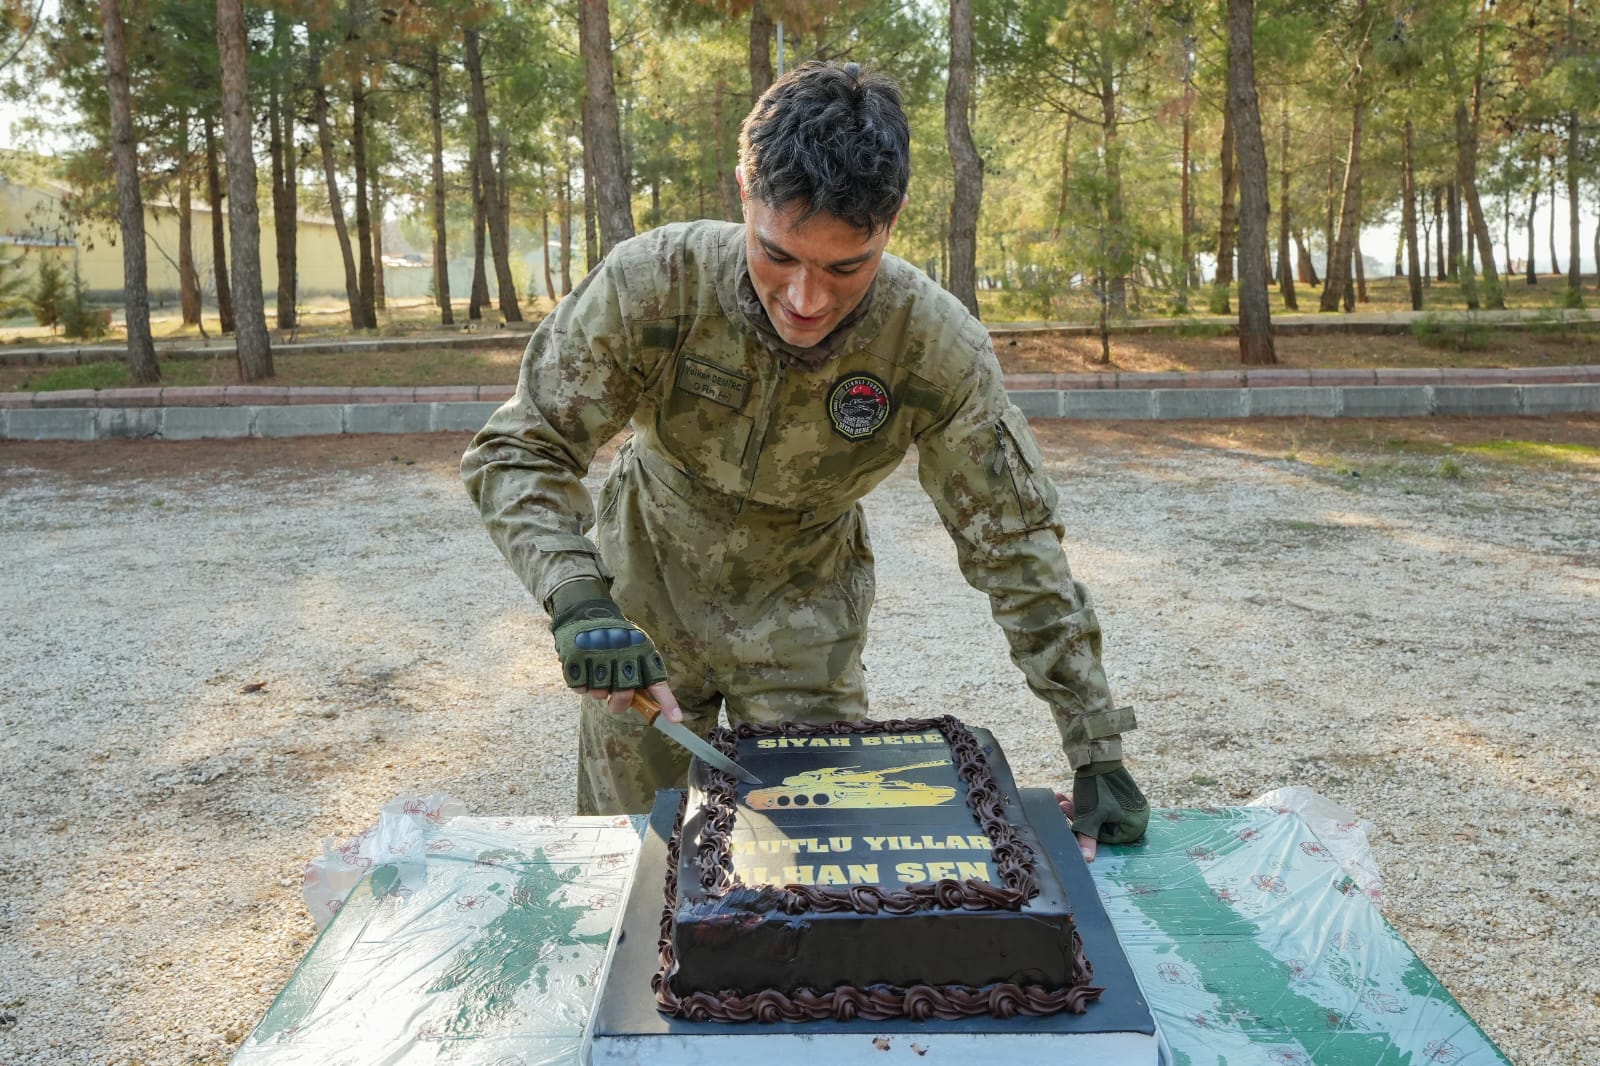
[
  {"xmin": 994, "ymin": 406, "xmax": 1058, "ymax": 529},
  {"xmin": 654, "ymin": 353, "xmax": 756, "ymax": 483}
]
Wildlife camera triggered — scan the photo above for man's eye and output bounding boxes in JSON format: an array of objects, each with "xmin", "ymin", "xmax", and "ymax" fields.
[
  {"xmin": 764, "ymin": 248, "xmax": 793, "ymax": 264},
  {"xmin": 832, "ymin": 265, "xmax": 861, "ymax": 276}
]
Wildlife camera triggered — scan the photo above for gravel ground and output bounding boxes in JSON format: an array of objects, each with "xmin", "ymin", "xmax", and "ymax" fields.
[{"xmin": 1, "ymin": 419, "xmax": 1597, "ymax": 1065}]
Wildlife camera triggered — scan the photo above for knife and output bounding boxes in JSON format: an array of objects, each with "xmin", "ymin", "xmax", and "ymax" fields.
[{"xmin": 630, "ymin": 691, "xmax": 762, "ymax": 784}]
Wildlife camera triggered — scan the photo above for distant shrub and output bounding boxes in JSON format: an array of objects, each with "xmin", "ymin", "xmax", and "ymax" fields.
[
  {"xmin": 58, "ymin": 270, "xmax": 108, "ymax": 340},
  {"xmin": 30, "ymin": 255, "xmax": 65, "ymax": 329},
  {"xmin": 1410, "ymin": 313, "xmax": 1491, "ymax": 351},
  {"xmin": 0, "ymin": 252, "xmax": 30, "ymax": 319}
]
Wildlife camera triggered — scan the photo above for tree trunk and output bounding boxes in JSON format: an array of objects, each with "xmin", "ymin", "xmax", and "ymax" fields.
[
  {"xmin": 465, "ymin": 26, "xmax": 522, "ymax": 321},
  {"xmin": 1434, "ymin": 186, "xmax": 1447, "ymax": 281},
  {"xmin": 1547, "ymin": 165, "xmax": 1559, "ymax": 277},
  {"xmin": 204, "ymin": 116, "xmax": 235, "ymax": 335},
  {"xmin": 540, "ymin": 205, "xmax": 554, "ymax": 301},
  {"xmin": 560, "ymin": 145, "xmax": 575, "ymax": 294},
  {"xmin": 311, "ymin": 51, "xmax": 363, "ymax": 328},
  {"xmin": 1212, "ymin": 72, "xmax": 1235, "ymax": 314},
  {"xmin": 217, "ymin": 0, "xmax": 272, "ymax": 379},
  {"xmin": 177, "ymin": 108, "xmax": 201, "ymax": 326},
  {"xmin": 268, "ymin": 13, "xmax": 297, "ymax": 331},
  {"xmin": 372, "ymin": 173, "xmax": 386, "ymax": 312},
  {"xmin": 497, "ymin": 131, "xmax": 514, "ymax": 297},
  {"xmin": 1427, "ymin": 192, "xmax": 1440, "ymax": 281},
  {"xmin": 580, "ymin": 105, "xmax": 598, "ymax": 272},
  {"xmin": 1352, "ymin": 224, "xmax": 1365, "ymax": 305},
  {"xmin": 428, "ymin": 45, "xmax": 453, "ymax": 325},
  {"xmin": 98, "ymin": 0, "xmax": 158, "ymax": 383},
  {"xmin": 1402, "ymin": 120, "xmax": 1422, "ymax": 310},
  {"xmin": 1319, "ymin": 79, "xmax": 1366, "ymax": 313},
  {"xmin": 1526, "ymin": 156, "xmax": 1539, "ymax": 284},
  {"xmin": 1227, "ymin": 0, "xmax": 1274, "ymax": 362},
  {"xmin": 1322, "ymin": 136, "xmax": 1336, "ymax": 286},
  {"xmin": 1501, "ymin": 188, "xmax": 1511, "ymax": 270},
  {"xmin": 579, "ymin": 0, "xmax": 635, "ymax": 255},
  {"xmin": 944, "ymin": 0, "xmax": 982, "ymax": 318},
  {"xmin": 1446, "ymin": 182, "xmax": 1461, "ymax": 281},
  {"xmin": 1178, "ymin": 80, "xmax": 1193, "ymax": 300},
  {"xmin": 1051, "ymin": 121, "xmax": 1072, "ymax": 243},
  {"xmin": 1100, "ymin": 56, "xmax": 1127, "ymax": 314},
  {"xmin": 749, "ymin": 0, "xmax": 774, "ymax": 104},
  {"xmin": 1566, "ymin": 111, "xmax": 1582, "ymax": 302},
  {"xmin": 351, "ymin": 77, "xmax": 377, "ymax": 328},
  {"xmin": 1276, "ymin": 97, "xmax": 1296, "ymax": 311},
  {"xmin": 714, "ymin": 80, "xmax": 735, "ymax": 221},
  {"xmin": 469, "ymin": 140, "xmax": 489, "ymax": 319},
  {"xmin": 1453, "ymin": 101, "xmax": 1504, "ymax": 308},
  {"xmin": 1295, "ymin": 229, "xmax": 1317, "ymax": 286}
]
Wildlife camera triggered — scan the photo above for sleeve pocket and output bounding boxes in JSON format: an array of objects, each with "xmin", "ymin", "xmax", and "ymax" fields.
[{"xmin": 996, "ymin": 406, "xmax": 1059, "ymax": 528}]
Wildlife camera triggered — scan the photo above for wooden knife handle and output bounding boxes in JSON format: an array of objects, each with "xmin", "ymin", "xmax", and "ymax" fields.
[{"xmin": 630, "ymin": 690, "xmax": 662, "ymax": 725}]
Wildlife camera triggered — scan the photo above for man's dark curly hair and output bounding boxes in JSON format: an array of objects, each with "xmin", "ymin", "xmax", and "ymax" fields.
[{"xmin": 738, "ymin": 61, "xmax": 910, "ymax": 236}]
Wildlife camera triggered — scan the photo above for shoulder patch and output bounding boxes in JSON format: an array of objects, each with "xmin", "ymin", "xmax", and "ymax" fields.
[{"xmin": 828, "ymin": 373, "xmax": 893, "ymax": 441}]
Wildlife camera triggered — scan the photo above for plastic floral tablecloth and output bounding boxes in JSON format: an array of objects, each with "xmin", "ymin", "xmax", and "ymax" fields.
[{"xmin": 234, "ymin": 807, "xmax": 1510, "ymax": 1065}]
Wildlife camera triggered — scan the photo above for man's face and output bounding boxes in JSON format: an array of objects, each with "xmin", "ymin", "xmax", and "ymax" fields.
[{"xmin": 740, "ymin": 181, "xmax": 898, "ymax": 349}]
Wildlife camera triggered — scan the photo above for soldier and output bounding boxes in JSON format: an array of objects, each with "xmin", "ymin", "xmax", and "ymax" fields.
[{"xmin": 462, "ymin": 61, "xmax": 1148, "ymax": 859}]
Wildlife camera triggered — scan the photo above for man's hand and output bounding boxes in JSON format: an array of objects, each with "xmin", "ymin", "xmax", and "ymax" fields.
[
  {"xmin": 550, "ymin": 579, "xmax": 680, "ymax": 721},
  {"xmin": 1068, "ymin": 760, "xmax": 1150, "ymax": 861},
  {"xmin": 1055, "ymin": 793, "xmax": 1101, "ymax": 862}
]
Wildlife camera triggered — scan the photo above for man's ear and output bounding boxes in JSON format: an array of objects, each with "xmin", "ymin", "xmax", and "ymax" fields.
[
  {"xmin": 735, "ymin": 166, "xmax": 747, "ymax": 204},
  {"xmin": 883, "ymin": 195, "xmax": 909, "ymax": 238}
]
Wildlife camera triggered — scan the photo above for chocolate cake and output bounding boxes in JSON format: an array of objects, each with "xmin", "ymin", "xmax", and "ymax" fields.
[{"xmin": 651, "ymin": 717, "xmax": 1102, "ymax": 1023}]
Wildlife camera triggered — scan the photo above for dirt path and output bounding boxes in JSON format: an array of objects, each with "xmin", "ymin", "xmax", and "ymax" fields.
[{"xmin": 2, "ymin": 419, "xmax": 1596, "ymax": 1064}]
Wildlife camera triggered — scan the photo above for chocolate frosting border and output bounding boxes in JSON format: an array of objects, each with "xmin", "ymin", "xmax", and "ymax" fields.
[
  {"xmin": 689, "ymin": 716, "xmax": 1041, "ymax": 913},
  {"xmin": 654, "ymin": 793, "xmax": 1103, "ymax": 1023}
]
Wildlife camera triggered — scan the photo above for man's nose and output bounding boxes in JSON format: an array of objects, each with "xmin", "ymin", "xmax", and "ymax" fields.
[{"xmin": 786, "ymin": 269, "xmax": 827, "ymax": 316}]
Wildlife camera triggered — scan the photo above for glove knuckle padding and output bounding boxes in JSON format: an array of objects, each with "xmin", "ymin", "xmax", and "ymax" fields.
[
  {"xmin": 552, "ymin": 596, "xmax": 669, "ymax": 692},
  {"xmin": 1070, "ymin": 765, "xmax": 1151, "ymax": 845}
]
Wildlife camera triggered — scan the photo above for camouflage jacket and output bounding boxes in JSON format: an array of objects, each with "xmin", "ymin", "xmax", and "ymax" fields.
[{"xmin": 461, "ymin": 220, "xmax": 1134, "ymax": 768}]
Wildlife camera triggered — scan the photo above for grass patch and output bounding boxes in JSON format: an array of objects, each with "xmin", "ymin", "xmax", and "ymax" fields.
[
  {"xmin": 20, "ymin": 362, "xmax": 132, "ymax": 391},
  {"xmin": 1457, "ymin": 440, "xmax": 1600, "ymax": 469},
  {"xmin": 1167, "ymin": 320, "xmax": 1234, "ymax": 340}
]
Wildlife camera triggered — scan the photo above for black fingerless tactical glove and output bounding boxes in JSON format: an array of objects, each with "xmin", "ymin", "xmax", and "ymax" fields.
[
  {"xmin": 1071, "ymin": 760, "xmax": 1150, "ymax": 845},
  {"xmin": 549, "ymin": 578, "xmax": 668, "ymax": 692}
]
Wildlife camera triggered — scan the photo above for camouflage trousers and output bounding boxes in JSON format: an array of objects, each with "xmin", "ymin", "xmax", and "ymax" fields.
[{"xmin": 576, "ymin": 439, "xmax": 875, "ymax": 815}]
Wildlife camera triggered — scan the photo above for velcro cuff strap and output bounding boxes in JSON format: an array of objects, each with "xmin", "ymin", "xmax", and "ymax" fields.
[
  {"xmin": 1081, "ymin": 705, "xmax": 1137, "ymax": 740},
  {"xmin": 532, "ymin": 533, "xmax": 603, "ymax": 557}
]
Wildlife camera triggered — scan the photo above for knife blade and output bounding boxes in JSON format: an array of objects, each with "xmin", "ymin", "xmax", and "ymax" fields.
[{"xmin": 630, "ymin": 691, "xmax": 762, "ymax": 784}]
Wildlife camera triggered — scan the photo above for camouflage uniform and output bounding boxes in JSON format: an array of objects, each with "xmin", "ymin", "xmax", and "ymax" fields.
[{"xmin": 462, "ymin": 221, "xmax": 1135, "ymax": 814}]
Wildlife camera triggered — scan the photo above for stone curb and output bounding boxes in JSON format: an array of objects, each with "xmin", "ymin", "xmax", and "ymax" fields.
[
  {"xmin": 4, "ymin": 380, "xmax": 1599, "ymax": 442},
  {"xmin": 2, "ymin": 367, "xmax": 1594, "ymax": 413}
]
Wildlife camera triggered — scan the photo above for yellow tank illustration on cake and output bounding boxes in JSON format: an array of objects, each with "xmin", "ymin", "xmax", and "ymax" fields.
[{"xmin": 745, "ymin": 761, "xmax": 957, "ymax": 810}]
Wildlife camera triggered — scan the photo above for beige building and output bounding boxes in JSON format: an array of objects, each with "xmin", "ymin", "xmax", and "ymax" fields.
[{"xmin": 2, "ymin": 167, "xmax": 360, "ymax": 303}]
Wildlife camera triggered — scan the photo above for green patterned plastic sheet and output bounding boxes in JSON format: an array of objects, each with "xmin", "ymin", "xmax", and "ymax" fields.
[
  {"xmin": 234, "ymin": 815, "xmax": 642, "ymax": 1066},
  {"xmin": 235, "ymin": 808, "xmax": 1510, "ymax": 1065},
  {"xmin": 1095, "ymin": 806, "xmax": 1510, "ymax": 1065}
]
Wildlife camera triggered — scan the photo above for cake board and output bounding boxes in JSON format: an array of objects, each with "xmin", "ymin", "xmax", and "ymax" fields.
[{"xmin": 582, "ymin": 787, "xmax": 1161, "ymax": 1065}]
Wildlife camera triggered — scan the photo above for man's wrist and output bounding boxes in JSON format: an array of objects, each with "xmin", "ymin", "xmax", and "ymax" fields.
[
  {"xmin": 548, "ymin": 577, "xmax": 614, "ymax": 623},
  {"xmin": 1076, "ymin": 759, "xmax": 1124, "ymax": 778}
]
